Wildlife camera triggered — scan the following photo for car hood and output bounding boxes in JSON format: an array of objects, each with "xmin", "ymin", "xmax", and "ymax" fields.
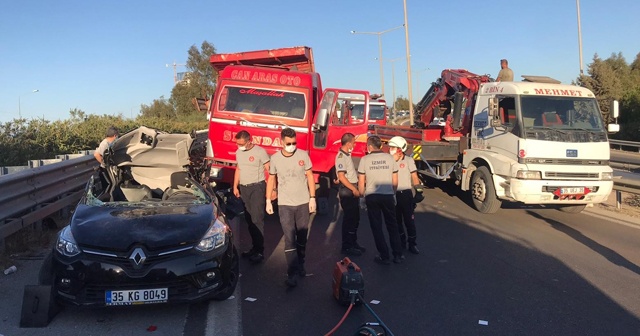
[{"xmin": 70, "ymin": 203, "xmax": 215, "ymax": 251}]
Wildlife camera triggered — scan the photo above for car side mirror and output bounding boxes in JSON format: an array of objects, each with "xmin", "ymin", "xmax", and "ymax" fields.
[
  {"xmin": 314, "ymin": 108, "xmax": 328, "ymax": 129},
  {"xmin": 607, "ymin": 124, "xmax": 620, "ymax": 133},
  {"xmin": 610, "ymin": 100, "xmax": 619, "ymax": 119},
  {"xmin": 488, "ymin": 97, "xmax": 501, "ymax": 127}
]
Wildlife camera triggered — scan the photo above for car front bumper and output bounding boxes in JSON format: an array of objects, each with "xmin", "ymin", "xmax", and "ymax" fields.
[{"xmin": 50, "ymin": 243, "xmax": 237, "ymax": 306}]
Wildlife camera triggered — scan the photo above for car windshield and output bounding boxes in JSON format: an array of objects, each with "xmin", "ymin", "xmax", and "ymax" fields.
[
  {"xmin": 520, "ymin": 96, "xmax": 605, "ymax": 131},
  {"xmin": 369, "ymin": 105, "xmax": 386, "ymax": 120},
  {"xmin": 350, "ymin": 104, "xmax": 385, "ymax": 120},
  {"xmin": 218, "ymin": 86, "xmax": 306, "ymax": 119}
]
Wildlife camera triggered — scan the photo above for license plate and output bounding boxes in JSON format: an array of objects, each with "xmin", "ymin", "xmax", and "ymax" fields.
[
  {"xmin": 560, "ymin": 187, "xmax": 584, "ymax": 195},
  {"xmin": 105, "ymin": 288, "xmax": 168, "ymax": 306}
]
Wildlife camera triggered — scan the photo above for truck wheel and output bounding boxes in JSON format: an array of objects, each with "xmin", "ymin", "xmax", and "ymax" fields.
[
  {"xmin": 557, "ymin": 204, "xmax": 586, "ymax": 213},
  {"xmin": 470, "ymin": 166, "xmax": 502, "ymax": 214}
]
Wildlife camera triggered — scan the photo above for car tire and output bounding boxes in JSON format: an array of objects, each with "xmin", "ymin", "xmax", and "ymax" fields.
[
  {"xmin": 212, "ymin": 247, "xmax": 239, "ymax": 301},
  {"xmin": 557, "ymin": 204, "xmax": 586, "ymax": 213},
  {"xmin": 470, "ymin": 166, "xmax": 502, "ymax": 214}
]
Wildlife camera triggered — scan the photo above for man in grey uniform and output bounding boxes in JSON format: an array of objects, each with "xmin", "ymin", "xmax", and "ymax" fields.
[
  {"xmin": 266, "ymin": 128, "xmax": 316, "ymax": 287},
  {"xmin": 233, "ymin": 130, "xmax": 270, "ymax": 264},
  {"xmin": 388, "ymin": 136, "xmax": 422, "ymax": 254},
  {"xmin": 358, "ymin": 135, "xmax": 403, "ymax": 265},
  {"xmin": 335, "ymin": 133, "xmax": 365, "ymax": 256}
]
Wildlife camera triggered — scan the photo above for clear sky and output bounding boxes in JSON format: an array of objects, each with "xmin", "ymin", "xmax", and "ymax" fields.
[{"xmin": 1, "ymin": 0, "xmax": 639, "ymax": 122}]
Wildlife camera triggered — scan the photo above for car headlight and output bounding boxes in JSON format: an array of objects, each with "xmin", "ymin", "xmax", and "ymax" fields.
[
  {"xmin": 516, "ymin": 170, "xmax": 541, "ymax": 180},
  {"xmin": 601, "ymin": 172, "xmax": 613, "ymax": 180},
  {"xmin": 56, "ymin": 226, "xmax": 81, "ymax": 257},
  {"xmin": 196, "ymin": 218, "xmax": 228, "ymax": 252}
]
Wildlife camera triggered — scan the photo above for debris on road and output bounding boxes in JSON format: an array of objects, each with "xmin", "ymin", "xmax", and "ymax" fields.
[{"xmin": 3, "ymin": 265, "xmax": 17, "ymax": 275}]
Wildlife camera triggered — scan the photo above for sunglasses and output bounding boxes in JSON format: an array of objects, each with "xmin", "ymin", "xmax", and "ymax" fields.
[{"xmin": 285, "ymin": 142, "xmax": 297, "ymax": 146}]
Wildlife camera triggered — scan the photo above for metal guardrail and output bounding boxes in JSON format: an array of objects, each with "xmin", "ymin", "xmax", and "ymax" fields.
[
  {"xmin": 610, "ymin": 139, "xmax": 640, "ymax": 152},
  {"xmin": 0, "ymin": 156, "xmax": 97, "ymax": 251}
]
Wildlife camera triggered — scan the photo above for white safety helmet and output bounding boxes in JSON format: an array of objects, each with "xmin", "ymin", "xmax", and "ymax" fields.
[{"xmin": 388, "ymin": 136, "xmax": 408, "ymax": 152}]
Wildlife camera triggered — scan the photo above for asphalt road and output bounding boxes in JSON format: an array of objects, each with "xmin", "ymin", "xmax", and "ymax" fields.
[{"xmin": 2, "ymin": 183, "xmax": 640, "ymax": 335}]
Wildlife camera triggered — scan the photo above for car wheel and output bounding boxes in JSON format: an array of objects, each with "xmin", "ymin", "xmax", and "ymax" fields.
[
  {"xmin": 212, "ymin": 247, "xmax": 239, "ymax": 301},
  {"xmin": 38, "ymin": 252, "xmax": 54, "ymax": 285},
  {"xmin": 470, "ymin": 166, "xmax": 502, "ymax": 214},
  {"xmin": 557, "ymin": 204, "xmax": 586, "ymax": 213}
]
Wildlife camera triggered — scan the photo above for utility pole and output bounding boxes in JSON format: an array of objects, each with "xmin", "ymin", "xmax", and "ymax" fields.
[
  {"xmin": 166, "ymin": 61, "xmax": 186, "ymax": 84},
  {"xmin": 388, "ymin": 57, "xmax": 404, "ymax": 118},
  {"xmin": 403, "ymin": 0, "xmax": 414, "ymax": 126},
  {"xmin": 576, "ymin": 0, "xmax": 584, "ymax": 75}
]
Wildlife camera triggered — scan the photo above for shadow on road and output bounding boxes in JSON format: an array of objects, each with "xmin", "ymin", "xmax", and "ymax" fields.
[
  {"xmin": 236, "ymin": 194, "xmax": 640, "ymax": 336},
  {"xmin": 527, "ymin": 210, "xmax": 640, "ymax": 276}
]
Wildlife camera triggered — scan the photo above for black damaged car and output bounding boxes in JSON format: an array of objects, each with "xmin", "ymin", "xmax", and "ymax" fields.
[{"xmin": 39, "ymin": 126, "xmax": 239, "ymax": 306}]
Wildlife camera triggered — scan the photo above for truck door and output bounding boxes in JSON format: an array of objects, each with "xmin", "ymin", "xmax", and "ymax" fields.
[
  {"xmin": 310, "ymin": 89, "xmax": 370, "ymax": 175},
  {"xmin": 472, "ymin": 95, "xmax": 519, "ymax": 167}
]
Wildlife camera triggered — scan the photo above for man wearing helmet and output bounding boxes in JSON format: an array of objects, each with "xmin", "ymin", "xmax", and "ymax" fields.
[{"xmin": 388, "ymin": 136, "xmax": 423, "ymax": 254}]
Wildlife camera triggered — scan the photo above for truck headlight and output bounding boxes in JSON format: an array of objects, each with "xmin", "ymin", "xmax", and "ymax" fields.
[
  {"xmin": 196, "ymin": 218, "xmax": 228, "ymax": 252},
  {"xmin": 516, "ymin": 170, "xmax": 541, "ymax": 180},
  {"xmin": 56, "ymin": 226, "xmax": 81, "ymax": 257},
  {"xmin": 601, "ymin": 172, "xmax": 613, "ymax": 180}
]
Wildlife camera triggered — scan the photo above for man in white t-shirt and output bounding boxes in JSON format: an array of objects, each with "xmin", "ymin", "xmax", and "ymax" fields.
[{"xmin": 266, "ymin": 128, "xmax": 316, "ymax": 288}]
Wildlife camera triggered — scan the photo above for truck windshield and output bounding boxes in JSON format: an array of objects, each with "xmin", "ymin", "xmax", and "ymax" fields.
[
  {"xmin": 520, "ymin": 96, "xmax": 605, "ymax": 131},
  {"xmin": 218, "ymin": 86, "xmax": 306, "ymax": 119},
  {"xmin": 351, "ymin": 104, "xmax": 385, "ymax": 120}
]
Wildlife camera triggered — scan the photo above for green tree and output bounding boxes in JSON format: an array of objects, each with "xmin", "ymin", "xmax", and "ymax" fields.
[
  {"xmin": 577, "ymin": 52, "xmax": 640, "ymax": 141},
  {"xmin": 186, "ymin": 41, "xmax": 217, "ymax": 97},
  {"xmin": 394, "ymin": 95, "xmax": 410, "ymax": 111},
  {"xmin": 140, "ymin": 96, "xmax": 175, "ymax": 119}
]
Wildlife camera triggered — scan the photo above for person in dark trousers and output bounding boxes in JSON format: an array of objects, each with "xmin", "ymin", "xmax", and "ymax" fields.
[
  {"xmin": 233, "ymin": 130, "xmax": 271, "ymax": 264},
  {"xmin": 357, "ymin": 136, "xmax": 403, "ymax": 265},
  {"xmin": 93, "ymin": 126, "xmax": 119, "ymax": 190},
  {"xmin": 266, "ymin": 128, "xmax": 316, "ymax": 287},
  {"xmin": 335, "ymin": 133, "xmax": 366, "ymax": 256},
  {"xmin": 388, "ymin": 136, "xmax": 423, "ymax": 255}
]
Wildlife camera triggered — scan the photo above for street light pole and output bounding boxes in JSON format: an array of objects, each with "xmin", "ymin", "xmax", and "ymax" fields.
[
  {"xmin": 410, "ymin": 68, "xmax": 429, "ymax": 96},
  {"xmin": 351, "ymin": 24, "xmax": 404, "ymax": 98},
  {"xmin": 18, "ymin": 89, "xmax": 39, "ymax": 119},
  {"xmin": 402, "ymin": 0, "xmax": 414, "ymax": 126},
  {"xmin": 576, "ymin": 0, "xmax": 584, "ymax": 75},
  {"xmin": 388, "ymin": 57, "xmax": 404, "ymax": 118}
]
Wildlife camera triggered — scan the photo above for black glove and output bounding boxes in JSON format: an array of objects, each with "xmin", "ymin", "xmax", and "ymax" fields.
[{"xmin": 413, "ymin": 191, "xmax": 425, "ymax": 204}]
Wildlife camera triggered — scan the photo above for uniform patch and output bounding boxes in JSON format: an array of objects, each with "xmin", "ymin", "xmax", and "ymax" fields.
[
  {"xmin": 298, "ymin": 160, "xmax": 305, "ymax": 166},
  {"xmin": 400, "ymin": 163, "xmax": 406, "ymax": 169},
  {"xmin": 338, "ymin": 163, "xmax": 344, "ymax": 169},
  {"xmin": 249, "ymin": 156, "xmax": 255, "ymax": 162}
]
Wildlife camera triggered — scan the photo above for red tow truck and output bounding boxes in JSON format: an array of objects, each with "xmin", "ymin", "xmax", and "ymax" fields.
[{"xmin": 205, "ymin": 46, "xmax": 376, "ymax": 212}]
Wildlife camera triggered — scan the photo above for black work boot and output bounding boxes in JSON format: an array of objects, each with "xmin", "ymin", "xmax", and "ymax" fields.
[
  {"xmin": 241, "ymin": 248, "xmax": 256, "ymax": 258},
  {"xmin": 285, "ymin": 274, "xmax": 298, "ymax": 287},
  {"xmin": 408, "ymin": 244, "xmax": 420, "ymax": 255}
]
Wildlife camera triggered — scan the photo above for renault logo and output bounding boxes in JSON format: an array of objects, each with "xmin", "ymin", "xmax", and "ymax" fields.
[{"xmin": 129, "ymin": 248, "xmax": 147, "ymax": 266}]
